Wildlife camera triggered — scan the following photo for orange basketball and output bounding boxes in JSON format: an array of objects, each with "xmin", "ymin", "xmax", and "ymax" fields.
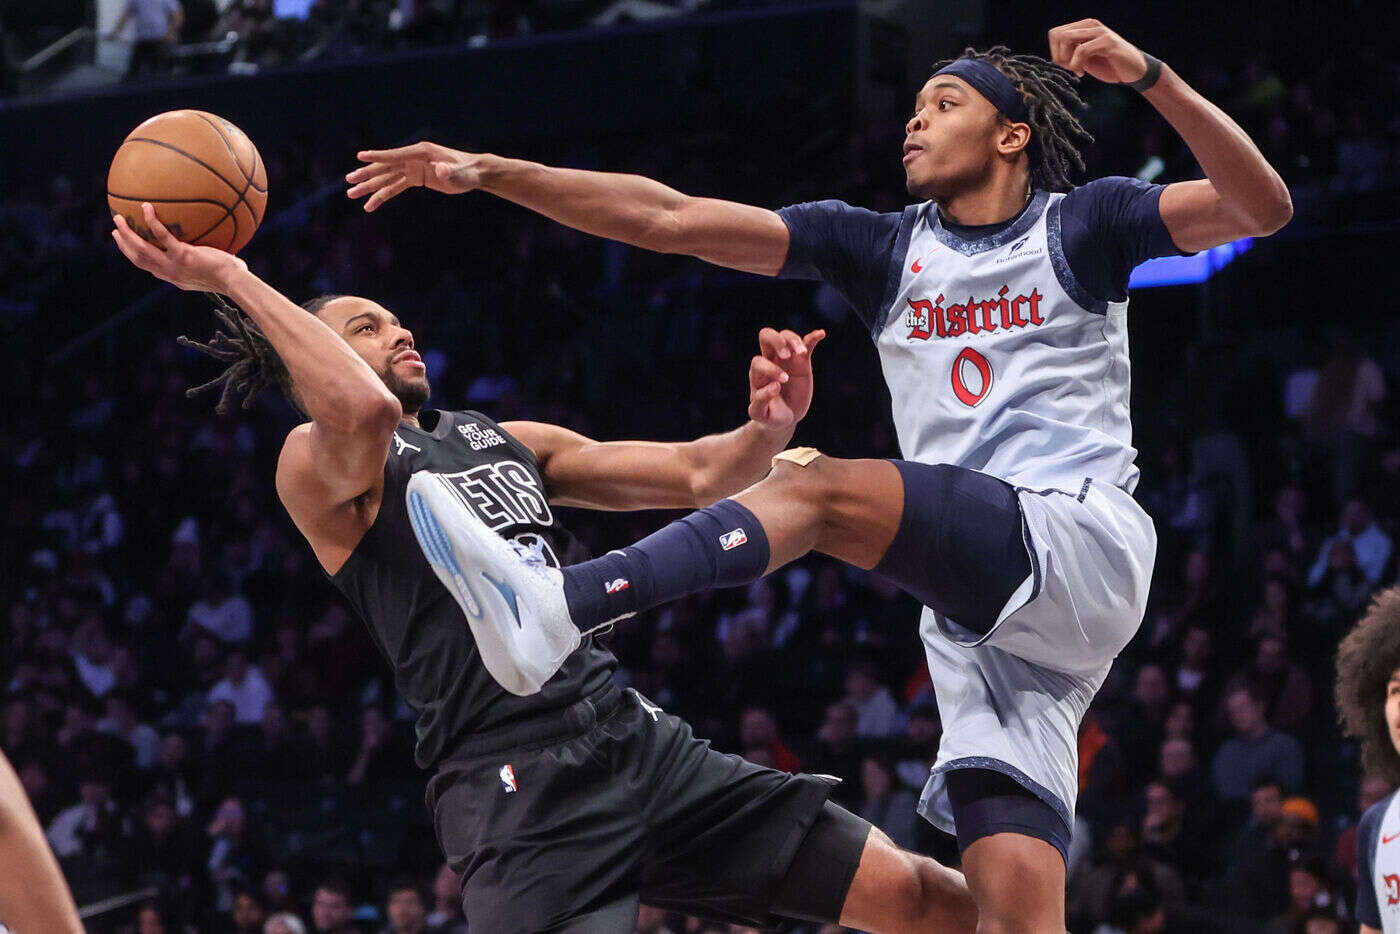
[{"xmin": 108, "ymin": 110, "xmax": 268, "ymax": 255}]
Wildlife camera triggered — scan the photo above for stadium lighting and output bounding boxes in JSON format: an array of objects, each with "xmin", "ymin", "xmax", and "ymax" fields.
[{"xmin": 1128, "ymin": 237, "xmax": 1254, "ymax": 289}]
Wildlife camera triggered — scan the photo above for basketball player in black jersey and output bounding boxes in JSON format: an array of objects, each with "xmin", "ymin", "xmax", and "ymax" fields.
[{"xmin": 111, "ymin": 203, "xmax": 978, "ymax": 933}]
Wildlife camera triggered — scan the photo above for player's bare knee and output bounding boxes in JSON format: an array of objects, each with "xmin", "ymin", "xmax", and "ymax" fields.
[{"xmin": 766, "ymin": 455, "xmax": 838, "ymax": 509}]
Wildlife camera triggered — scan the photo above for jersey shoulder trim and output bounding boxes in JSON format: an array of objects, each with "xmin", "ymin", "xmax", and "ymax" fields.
[
  {"xmin": 873, "ymin": 203, "xmax": 924, "ymax": 337},
  {"xmin": 1046, "ymin": 194, "xmax": 1109, "ymax": 316}
]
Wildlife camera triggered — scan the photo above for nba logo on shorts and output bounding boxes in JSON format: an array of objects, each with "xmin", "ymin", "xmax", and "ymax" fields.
[
  {"xmin": 499, "ymin": 764, "xmax": 518, "ymax": 793},
  {"xmin": 719, "ymin": 528, "xmax": 747, "ymax": 551}
]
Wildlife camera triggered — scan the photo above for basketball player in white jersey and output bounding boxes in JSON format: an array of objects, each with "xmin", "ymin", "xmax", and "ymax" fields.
[
  {"xmin": 1337, "ymin": 589, "xmax": 1400, "ymax": 934},
  {"xmin": 349, "ymin": 19, "xmax": 1292, "ymax": 929}
]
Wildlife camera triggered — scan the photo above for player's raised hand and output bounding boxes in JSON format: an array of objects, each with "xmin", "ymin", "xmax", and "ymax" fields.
[
  {"xmin": 346, "ymin": 141, "xmax": 484, "ymax": 212},
  {"xmin": 748, "ymin": 327, "xmax": 825, "ymax": 429},
  {"xmin": 111, "ymin": 203, "xmax": 246, "ymax": 292},
  {"xmin": 1047, "ymin": 19, "xmax": 1152, "ymax": 84}
]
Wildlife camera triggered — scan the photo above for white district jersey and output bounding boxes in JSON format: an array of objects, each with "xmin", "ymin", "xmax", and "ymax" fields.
[
  {"xmin": 876, "ymin": 189, "xmax": 1137, "ymax": 494},
  {"xmin": 1358, "ymin": 789, "xmax": 1400, "ymax": 931}
]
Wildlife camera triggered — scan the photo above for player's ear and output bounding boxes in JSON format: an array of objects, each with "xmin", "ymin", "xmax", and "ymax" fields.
[{"xmin": 996, "ymin": 120, "xmax": 1032, "ymax": 157}]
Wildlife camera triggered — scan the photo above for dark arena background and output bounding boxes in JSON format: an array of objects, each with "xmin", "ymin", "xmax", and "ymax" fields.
[{"xmin": 2, "ymin": 0, "xmax": 1399, "ymax": 931}]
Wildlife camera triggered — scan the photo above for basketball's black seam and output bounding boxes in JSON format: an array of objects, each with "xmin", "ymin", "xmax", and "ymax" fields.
[
  {"xmin": 191, "ymin": 111, "xmax": 268, "ymax": 194},
  {"xmin": 123, "ymin": 137, "xmax": 245, "ymax": 198},
  {"xmin": 188, "ymin": 113, "xmax": 266, "ymax": 243},
  {"xmin": 107, "ymin": 193, "xmax": 232, "ymax": 206}
]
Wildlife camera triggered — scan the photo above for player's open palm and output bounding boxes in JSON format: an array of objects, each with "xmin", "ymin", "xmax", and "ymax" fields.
[
  {"xmin": 1047, "ymin": 19, "xmax": 1150, "ymax": 84},
  {"xmin": 347, "ymin": 141, "xmax": 483, "ymax": 212},
  {"xmin": 111, "ymin": 202, "xmax": 246, "ymax": 292},
  {"xmin": 748, "ymin": 327, "xmax": 825, "ymax": 430}
]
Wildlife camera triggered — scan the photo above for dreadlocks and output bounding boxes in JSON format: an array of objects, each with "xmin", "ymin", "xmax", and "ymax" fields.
[
  {"xmin": 178, "ymin": 294, "xmax": 343, "ymax": 415},
  {"xmin": 932, "ymin": 46, "xmax": 1093, "ymax": 192}
]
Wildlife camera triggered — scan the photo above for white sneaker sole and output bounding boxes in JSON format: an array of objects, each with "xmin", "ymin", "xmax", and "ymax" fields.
[{"xmin": 406, "ymin": 471, "xmax": 579, "ymax": 696}]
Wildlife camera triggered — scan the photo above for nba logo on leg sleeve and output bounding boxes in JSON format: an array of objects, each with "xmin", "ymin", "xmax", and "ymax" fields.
[
  {"xmin": 719, "ymin": 529, "xmax": 748, "ymax": 551},
  {"xmin": 499, "ymin": 764, "xmax": 518, "ymax": 793}
]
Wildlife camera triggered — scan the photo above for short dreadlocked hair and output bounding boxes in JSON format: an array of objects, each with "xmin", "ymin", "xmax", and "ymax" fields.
[
  {"xmin": 178, "ymin": 293, "xmax": 345, "ymax": 415},
  {"xmin": 931, "ymin": 46, "xmax": 1093, "ymax": 192},
  {"xmin": 1336, "ymin": 588, "xmax": 1400, "ymax": 784}
]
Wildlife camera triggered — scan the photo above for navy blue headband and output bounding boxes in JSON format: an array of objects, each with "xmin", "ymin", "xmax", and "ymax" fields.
[{"xmin": 933, "ymin": 59, "xmax": 1029, "ymax": 124}]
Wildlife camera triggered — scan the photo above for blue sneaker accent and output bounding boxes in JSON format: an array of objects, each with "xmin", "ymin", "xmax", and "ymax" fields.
[
  {"xmin": 408, "ymin": 490, "xmax": 482, "ymax": 618},
  {"xmin": 483, "ymin": 572, "xmax": 524, "ymax": 628}
]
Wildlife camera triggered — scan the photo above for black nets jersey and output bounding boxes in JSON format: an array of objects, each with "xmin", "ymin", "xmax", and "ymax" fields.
[{"xmin": 328, "ymin": 409, "xmax": 616, "ymax": 769}]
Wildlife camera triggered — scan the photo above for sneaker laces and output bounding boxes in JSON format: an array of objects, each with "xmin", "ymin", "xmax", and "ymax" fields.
[{"xmin": 508, "ymin": 537, "xmax": 552, "ymax": 574}]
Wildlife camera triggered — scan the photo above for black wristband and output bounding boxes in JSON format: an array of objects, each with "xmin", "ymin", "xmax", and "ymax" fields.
[{"xmin": 1126, "ymin": 53, "xmax": 1163, "ymax": 92}]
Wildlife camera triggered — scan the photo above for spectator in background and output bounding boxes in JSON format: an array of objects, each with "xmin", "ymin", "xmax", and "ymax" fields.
[
  {"xmin": 378, "ymin": 879, "xmax": 429, "ymax": 934},
  {"xmin": 345, "ymin": 705, "xmax": 414, "ymax": 788},
  {"xmin": 1211, "ymin": 688, "xmax": 1304, "ymax": 803},
  {"xmin": 207, "ymin": 649, "xmax": 274, "ymax": 725},
  {"xmin": 738, "ymin": 706, "xmax": 801, "ymax": 773},
  {"xmin": 265, "ymin": 914, "xmax": 307, "ymax": 934},
  {"xmin": 108, "ymin": 0, "xmax": 184, "ymax": 80},
  {"xmin": 1304, "ymin": 538, "xmax": 1376, "ymax": 631},
  {"xmin": 206, "ymin": 797, "xmax": 266, "ymax": 914},
  {"xmin": 261, "ymin": 869, "xmax": 297, "ymax": 915},
  {"xmin": 425, "ymin": 863, "xmax": 467, "ymax": 933},
  {"xmin": 1172, "ymin": 627, "xmax": 1222, "ymax": 720},
  {"xmin": 311, "ymin": 877, "xmax": 358, "ymax": 934},
  {"xmin": 128, "ymin": 793, "xmax": 199, "ymax": 891},
  {"xmin": 841, "ymin": 661, "xmax": 901, "ymax": 738},
  {"xmin": 1300, "ymin": 341, "xmax": 1385, "ymax": 502},
  {"xmin": 1268, "ymin": 855, "xmax": 1338, "ymax": 934},
  {"xmin": 1120, "ymin": 664, "xmax": 1174, "ymax": 785},
  {"xmin": 46, "ymin": 771, "xmax": 124, "ymax": 859},
  {"xmin": 1334, "ymin": 773, "xmax": 1393, "ymax": 881},
  {"xmin": 1159, "ymin": 737, "xmax": 1210, "ymax": 811},
  {"xmin": 804, "ymin": 701, "xmax": 863, "ymax": 804},
  {"xmin": 99, "ymin": 689, "xmax": 162, "ymax": 769},
  {"xmin": 1253, "ymin": 485, "xmax": 1313, "ymax": 576},
  {"xmin": 1308, "ymin": 498, "xmax": 1393, "ymax": 589},
  {"xmin": 233, "ymin": 888, "xmax": 268, "ymax": 934},
  {"xmin": 1222, "ymin": 634, "xmax": 1313, "ymax": 736},
  {"xmin": 1067, "ymin": 818, "xmax": 1185, "ymax": 928},
  {"xmin": 149, "ymin": 731, "xmax": 198, "ymax": 818},
  {"xmin": 636, "ymin": 904, "xmax": 678, "ymax": 934},
  {"xmin": 184, "ymin": 573, "xmax": 254, "ymax": 645},
  {"xmin": 895, "ymin": 703, "xmax": 940, "ymax": 791},
  {"xmin": 1139, "ymin": 779, "xmax": 1214, "ymax": 882},
  {"xmin": 857, "ymin": 754, "xmax": 919, "ymax": 851}
]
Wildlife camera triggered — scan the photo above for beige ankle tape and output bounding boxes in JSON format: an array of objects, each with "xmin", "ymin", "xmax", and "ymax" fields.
[{"xmin": 772, "ymin": 447, "xmax": 823, "ymax": 468}]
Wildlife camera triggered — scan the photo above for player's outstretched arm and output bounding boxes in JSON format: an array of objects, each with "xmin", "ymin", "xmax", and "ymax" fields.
[
  {"xmin": 0, "ymin": 750, "xmax": 84, "ymax": 933},
  {"xmin": 1049, "ymin": 19, "xmax": 1293, "ymax": 252},
  {"xmin": 112, "ymin": 205, "xmax": 401, "ymax": 508},
  {"xmin": 504, "ymin": 327, "xmax": 824, "ymax": 510},
  {"xmin": 346, "ymin": 142, "xmax": 791, "ymax": 276}
]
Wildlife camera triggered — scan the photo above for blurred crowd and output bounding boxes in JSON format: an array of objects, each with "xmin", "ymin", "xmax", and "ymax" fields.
[{"xmin": 2, "ymin": 15, "xmax": 1400, "ymax": 934}]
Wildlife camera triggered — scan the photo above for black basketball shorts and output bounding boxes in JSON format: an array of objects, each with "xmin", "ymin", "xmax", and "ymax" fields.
[{"xmin": 426, "ymin": 684, "xmax": 870, "ymax": 933}]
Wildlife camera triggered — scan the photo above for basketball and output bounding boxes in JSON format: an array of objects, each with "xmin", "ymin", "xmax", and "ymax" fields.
[{"xmin": 107, "ymin": 110, "xmax": 268, "ymax": 255}]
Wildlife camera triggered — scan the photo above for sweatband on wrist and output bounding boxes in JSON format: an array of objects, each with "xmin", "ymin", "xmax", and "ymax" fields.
[{"xmin": 1126, "ymin": 53, "xmax": 1163, "ymax": 92}]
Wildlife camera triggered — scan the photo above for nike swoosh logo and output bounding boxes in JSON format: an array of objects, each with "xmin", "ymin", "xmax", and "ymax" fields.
[
  {"xmin": 1385, "ymin": 831, "xmax": 1400, "ymax": 845},
  {"xmin": 910, "ymin": 258, "xmax": 923, "ymax": 273},
  {"xmin": 483, "ymin": 572, "xmax": 524, "ymax": 628}
]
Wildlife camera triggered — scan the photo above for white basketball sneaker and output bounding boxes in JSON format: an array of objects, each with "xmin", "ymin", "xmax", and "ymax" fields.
[{"xmin": 406, "ymin": 471, "xmax": 579, "ymax": 696}]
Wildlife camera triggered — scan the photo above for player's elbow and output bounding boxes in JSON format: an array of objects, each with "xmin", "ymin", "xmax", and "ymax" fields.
[
  {"xmin": 344, "ymin": 389, "xmax": 402, "ymax": 434},
  {"xmin": 1248, "ymin": 186, "xmax": 1293, "ymax": 236},
  {"xmin": 638, "ymin": 203, "xmax": 687, "ymax": 255}
]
